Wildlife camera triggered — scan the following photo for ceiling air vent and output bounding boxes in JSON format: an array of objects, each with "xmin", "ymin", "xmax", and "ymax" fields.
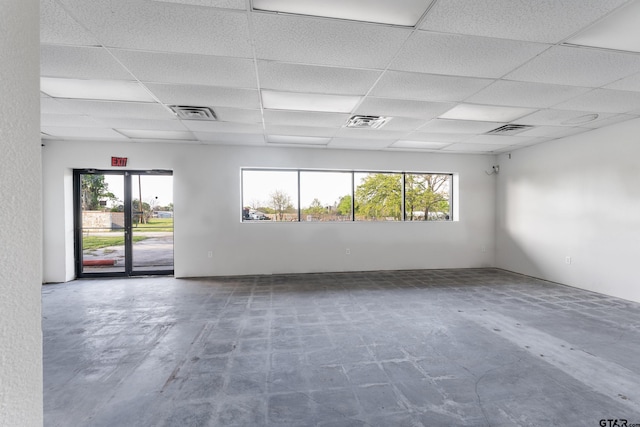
[
  {"xmin": 170, "ymin": 105, "xmax": 217, "ymax": 121},
  {"xmin": 345, "ymin": 115, "xmax": 390, "ymax": 129},
  {"xmin": 485, "ymin": 124, "xmax": 534, "ymax": 135}
]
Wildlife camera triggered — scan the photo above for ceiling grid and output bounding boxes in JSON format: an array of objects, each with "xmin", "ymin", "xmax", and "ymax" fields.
[{"xmin": 40, "ymin": 0, "xmax": 640, "ymax": 153}]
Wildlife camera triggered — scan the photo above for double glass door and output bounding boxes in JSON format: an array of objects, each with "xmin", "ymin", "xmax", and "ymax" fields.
[{"xmin": 74, "ymin": 169, "xmax": 174, "ymax": 277}]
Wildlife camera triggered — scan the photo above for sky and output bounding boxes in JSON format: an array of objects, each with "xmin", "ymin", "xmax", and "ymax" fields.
[
  {"xmin": 104, "ymin": 174, "xmax": 173, "ymax": 208},
  {"xmin": 242, "ymin": 170, "xmax": 354, "ymax": 209}
]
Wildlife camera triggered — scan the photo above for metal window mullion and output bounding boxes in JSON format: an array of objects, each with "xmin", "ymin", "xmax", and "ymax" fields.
[
  {"xmin": 401, "ymin": 173, "xmax": 406, "ymax": 221},
  {"xmin": 351, "ymin": 171, "xmax": 355, "ymax": 221},
  {"xmin": 297, "ymin": 170, "xmax": 301, "ymax": 222},
  {"xmin": 449, "ymin": 174, "xmax": 453, "ymax": 221}
]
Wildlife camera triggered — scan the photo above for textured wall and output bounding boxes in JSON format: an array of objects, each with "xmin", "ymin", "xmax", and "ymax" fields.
[{"xmin": 0, "ymin": 1, "xmax": 43, "ymax": 426}]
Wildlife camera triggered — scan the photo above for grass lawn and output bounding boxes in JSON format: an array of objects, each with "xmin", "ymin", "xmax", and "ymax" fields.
[
  {"xmin": 83, "ymin": 235, "xmax": 148, "ymax": 250},
  {"xmin": 132, "ymin": 218, "xmax": 174, "ymax": 232}
]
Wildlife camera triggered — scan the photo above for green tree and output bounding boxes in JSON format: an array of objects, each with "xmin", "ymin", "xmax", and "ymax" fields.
[
  {"xmin": 405, "ymin": 174, "xmax": 450, "ymax": 221},
  {"xmin": 304, "ymin": 198, "xmax": 325, "ymax": 216},
  {"xmin": 269, "ymin": 190, "xmax": 293, "ymax": 221},
  {"xmin": 132, "ymin": 199, "xmax": 151, "ymax": 224},
  {"xmin": 336, "ymin": 195, "xmax": 352, "ymax": 217},
  {"xmin": 355, "ymin": 174, "xmax": 402, "ymax": 220},
  {"xmin": 81, "ymin": 175, "xmax": 116, "ymax": 210}
]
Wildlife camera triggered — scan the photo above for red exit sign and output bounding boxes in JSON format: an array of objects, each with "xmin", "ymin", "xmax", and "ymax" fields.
[{"xmin": 111, "ymin": 157, "xmax": 128, "ymax": 167}]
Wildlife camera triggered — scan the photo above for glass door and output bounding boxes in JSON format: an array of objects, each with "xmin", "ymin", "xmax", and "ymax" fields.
[
  {"xmin": 130, "ymin": 173, "xmax": 174, "ymax": 273},
  {"xmin": 74, "ymin": 170, "xmax": 173, "ymax": 277},
  {"xmin": 77, "ymin": 172, "xmax": 126, "ymax": 274}
]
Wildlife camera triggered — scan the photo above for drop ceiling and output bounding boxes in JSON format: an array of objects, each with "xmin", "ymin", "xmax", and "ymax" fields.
[{"xmin": 40, "ymin": 0, "xmax": 640, "ymax": 154}]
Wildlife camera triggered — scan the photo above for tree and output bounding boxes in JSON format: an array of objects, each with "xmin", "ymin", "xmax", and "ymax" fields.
[
  {"xmin": 269, "ymin": 190, "xmax": 293, "ymax": 221},
  {"xmin": 355, "ymin": 174, "xmax": 402, "ymax": 220},
  {"xmin": 132, "ymin": 199, "xmax": 152, "ymax": 224},
  {"xmin": 156, "ymin": 203, "xmax": 173, "ymax": 212},
  {"xmin": 81, "ymin": 175, "xmax": 116, "ymax": 210},
  {"xmin": 336, "ymin": 195, "xmax": 352, "ymax": 217},
  {"xmin": 405, "ymin": 174, "xmax": 450, "ymax": 221},
  {"xmin": 304, "ymin": 198, "xmax": 325, "ymax": 216}
]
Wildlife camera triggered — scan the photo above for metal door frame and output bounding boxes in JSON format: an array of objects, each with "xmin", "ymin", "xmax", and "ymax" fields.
[{"xmin": 73, "ymin": 169, "xmax": 173, "ymax": 278}]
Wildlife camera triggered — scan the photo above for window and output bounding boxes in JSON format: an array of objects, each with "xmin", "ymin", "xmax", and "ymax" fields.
[
  {"xmin": 300, "ymin": 171, "xmax": 352, "ymax": 222},
  {"xmin": 242, "ymin": 170, "xmax": 298, "ymax": 221},
  {"xmin": 241, "ymin": 168, "xmax": 454, "ymax": 222},
  {"xmin": 404, "ymin": 173, "xmax": 451, "ymax": 221},
  {"xmin": 354, "ymin": 172, "xmax": 402, "ymax": 221}
]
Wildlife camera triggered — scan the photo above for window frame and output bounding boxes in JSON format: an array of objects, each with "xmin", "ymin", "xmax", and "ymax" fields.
[{"xmin": 240, "ymin": 168, "xmax": 454, "ymax": 223}]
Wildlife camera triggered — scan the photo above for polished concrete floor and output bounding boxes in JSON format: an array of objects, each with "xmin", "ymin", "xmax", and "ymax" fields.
[{"xmin": 43, "ymin": 269, "xmax": 640, "ymax": 427}]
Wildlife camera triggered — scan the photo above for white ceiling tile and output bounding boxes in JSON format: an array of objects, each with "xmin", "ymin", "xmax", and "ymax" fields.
[
  {"xmin": 41, "ymin": 98, "xmax": 82, "ymax": 115},
  {"xmin": 516, "ymin": 126, "xmax": 590, "ymax": 138},
  {"xmin": 262, "ymin": 91, "xmax": 361, "ymax": 113},
  {"xmin": 59, "ymin": 0, "xmax": 253, "ymax": 57},
  {"xmin": 115, "ymin": 129, "xmax": 195, "ymax": 140},
  {"xmin": 41, "ymin": 46, "xmax": 132, "ymax": 80},
  {"xmin": 579, "ymin": 113, "xmax": 638, "ymax": 128},
  {"xmin": 390, "ymin": 141, "xmax": 451, "ymax": 150},
  {"xmin": 257, "ymin": 61, "xmax": 381, "ymax": 95},
  {"xmin": 421, "ymin": 0, "xmax": 628, "ymax": 43},
  {"xmin": 440, "ymin": 104, "xmax": 536, "ymax": 122},
  {"xmin": 146, "ymin": 84, "xmax": 260, "ymax": 109},
  {"xmin": 264, "ymin": 125, "xmax": 338, "ymax": 137},
  {"xmin": 441, "ymin": 143, "xmax": 508, "ymax": 153},
  {"xmin": 54, "ymin": 100, "xmax": 176, "ymax": 120},
  {"xmin": 567, "ymin": 1, "xmax": 640, "ymax": 53},
  {"xmin": 419, "ymin": 119, "xmax": 505, "ymax": 134},
  {"xmin": 266, "ymin": 135, "xmax": 330, "ymax": 146},
  {"xmin": 371, "ymin": 71, "xmax": 493, "ymax": 102},
  {"xmin": 96, "ymin": 118, "xmax": 188, "ymax": 131},
  {"xmin": 515, "ymin": 109, "xmax": 619, "ymax": 127},
  {"xmin": 378, "ymin": 117, "xmax": 426, "ymax": 132},
  {"xmin": 263, "ymin": 111, "xmax": 350, "ymax": 127},
  {"xmin": 554, "ymin": 89, "xmax": 640, "ymax": 113},
  {"xmin": 182, "ymin": 121, "xmax": 263, "ymax": 133},
  {"xmin": 150, "ymin": 0, "xmax": 246, "ymax": 9},
  {"xmin": 252, "ymin": 0, "xmax": 434, "ymax": 27},
  {"xmin": 252, "ymin": 13, "xmax": 411, "ymax": 68},
  {"xmin": 355, "ymin": 98, "xmax": 454, "ymax": 120},
  {"xmin": 113, "ymin": 50, "xmax": 257, "ymax": 88},
  {"xmin": 464, "ymin": 134, "xmax": 542, "ymax": 145},
  {"xmin": 390, "ymin": 32, "xmax": 548, "ymax": 78},
  {"xmin": 467, "ymin": 80, "xmax": 591, "ymax": 108},
  {"xmin": 334, "ymin": 128, "xmax": 408, "ymax": 140},
  {"xmin": 511, "ymin": 137, "xmax": 553, "ymax": 147},
  {"xmin": 41, "ymin": 114, "xmax": 105, "ymax": 128},
  {"xmin": 505, "ymin": 46, "xmax": 640, "ymax": 87},
  {"xmin": 605, "ymin": 72, "xmax": 640, "ymax": 92},
  {"xmin": 41, "ymin": 0, "xmax": 99, "ymax": 46},
  {"xmin": 328, "ymin": 138, "xmax": 396, "ymax": 150},
  {"xmin": 404, "ymin": 132, "xmax": 471, "ymax": 143},
  {"xmin": 41, "ymin": 126, "xmax": 129, "ymax": 139},
  {"xmin": 214, "ymin": 108, "xmax": 262, "ymax": 124},
  {"xmin": 195, "ymin": 132, "xmax": 266, "ymax": 145}
]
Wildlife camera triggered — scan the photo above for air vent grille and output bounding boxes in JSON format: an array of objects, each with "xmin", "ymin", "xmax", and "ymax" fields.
[
  {"xmin": 170, "ymin": 105, "xmax": 217, "ymax": 121},
  {"xmin": 485, "ymin": 124, "xmax": 533, "ymax": 135},
  {"xmin": 346, "ymin": 115, "xmax": 390, "ymax": 129}
]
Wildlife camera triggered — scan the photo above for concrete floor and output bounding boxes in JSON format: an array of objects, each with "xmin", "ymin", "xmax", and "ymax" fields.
[{"xmin": 42, "ymin": 269, "xmax": 640, "ymax": 427}]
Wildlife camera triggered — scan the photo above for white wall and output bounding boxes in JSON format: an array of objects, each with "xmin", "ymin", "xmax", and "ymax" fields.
[
  {"xmin": 496, "ymin": 118, "xmax": 640, "ymax": 303},
  {"xmin": 0, "ymin": 1, "xmax": 43, "ymax": 426},
  {"xmin": 42, "ymin": 141, "xmax": 497, "ymax": 281}
]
